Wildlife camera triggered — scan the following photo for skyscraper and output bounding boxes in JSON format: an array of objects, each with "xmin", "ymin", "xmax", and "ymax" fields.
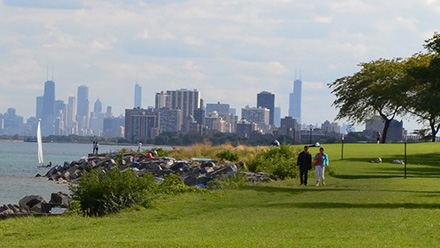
[
  {"xmin": 257, "ymin": 91, "xmax": 275, "ymax": 125},
  {"xmin": 134, "ymin": 84, "xmax": 142, "ymax": 108},
  {"xmin": 67, "ymin": 96, "xmax": 76, "ymax": 126},
  {"xmin": 76, "ymin": 85, "xmax": 89, "ymax": 130},
  {"xmin": 94, "ymin": 99, "xmax": 102, "ymax": 114},
  {"xmin": 289, "ymin": 79, "xmax": 302, "ymax": 124},
  {"xmin": 36, "ymin": 96, "xmax": 44, "ymax": 119},
  {"xmin": 42, "ymin": 81, "xmax": 55, "ymax": 117}
]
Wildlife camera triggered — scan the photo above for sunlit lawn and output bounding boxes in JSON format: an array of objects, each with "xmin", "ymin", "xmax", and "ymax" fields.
[{"xmin": 1, "ymin": 143, "xmax": 440, "ymax": 247}]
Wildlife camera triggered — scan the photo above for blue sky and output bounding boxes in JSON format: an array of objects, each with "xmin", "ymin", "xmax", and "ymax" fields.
[{"xmin": 0, "ymin": 0, "xmax": 439, "ymax": 132}]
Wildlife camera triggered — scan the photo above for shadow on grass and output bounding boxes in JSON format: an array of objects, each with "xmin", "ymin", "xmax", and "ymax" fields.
[
  {"xmin": 344, "ymin": 152, "xmax": 440, "ymax": 168},
  {"xmin": 242, "ymin": 185, "xmax": 355, "ymax": 195},
  {"xmin": 333, "ymin": 174, "xmax": 402, "ymax": 179},
  {"xmin": 261, "ymin": 202, "xmax": 440, "ymax": 209}
]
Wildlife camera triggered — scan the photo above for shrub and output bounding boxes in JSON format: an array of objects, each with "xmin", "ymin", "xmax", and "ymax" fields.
[
  {"xmin": 247, "ymin": 144, "xmax": 299, "ymax": 179},
  {"xmin": 158, "ymin": 174, "xmax": 206, "ymax": 195},
  {"xmin": 69, "ymin": 168, "xmax": 157, "ymax": 216},
  {"xmin": 216, "ymin": 150, "xmax": 239, "ymax": 162}
]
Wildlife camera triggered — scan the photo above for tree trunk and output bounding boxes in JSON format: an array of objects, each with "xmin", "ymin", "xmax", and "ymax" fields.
[
  {"xmin": 381, "ymin": 119, "xmax": 391, "ymax": 144},
  {"xmin": 430, "ymin": 120, "xmax": 438, "ymax": 142}
]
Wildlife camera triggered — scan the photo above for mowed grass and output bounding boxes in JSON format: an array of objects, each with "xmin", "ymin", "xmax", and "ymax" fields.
[{"xmin": 1, "ymin": 143, "xmax": 440, "ymax": 247}]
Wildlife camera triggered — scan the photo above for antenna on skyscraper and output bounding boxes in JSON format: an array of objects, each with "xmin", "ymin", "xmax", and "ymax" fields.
[
  {"xmin": 46, "ymin": 64, "xmax": 49, "ymax": 81},
  {"xmin": 299, "ymin": 69, "xmax": 302, "ymax": 81},
  {"xmin": 51, "ymin": 64, "xmax": 54, "ymax": 81}
]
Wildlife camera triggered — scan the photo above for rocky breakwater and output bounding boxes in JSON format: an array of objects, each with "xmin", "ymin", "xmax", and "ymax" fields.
[
  {"xmin": 38, "ymin": 153, "xmax": 270, "ymax": 186},
  {"xmin": 0, "ymin": 192, "xmax": 71, "ymax": 219}
]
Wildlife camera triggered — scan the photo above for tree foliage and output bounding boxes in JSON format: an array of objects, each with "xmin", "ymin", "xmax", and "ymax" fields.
[
  {"xmin": 328, "ymin": 58, "xmax": 408, "ymax": 143},
  {"xmin": 404, "ymin": 35, "xmax": 440, "ymax": 141}
]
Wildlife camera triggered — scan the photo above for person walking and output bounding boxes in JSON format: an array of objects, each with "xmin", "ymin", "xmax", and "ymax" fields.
[
  {"xmin": 297, "ymin": 145, "xmax": 312, "ymax": 186},
  {"xmin": 313, "ymin": 147, "xmax": 329, "ymax": 186},
  {"xmin": 376, "ymin": 131, "xmax": 381, "ymax": 144}
]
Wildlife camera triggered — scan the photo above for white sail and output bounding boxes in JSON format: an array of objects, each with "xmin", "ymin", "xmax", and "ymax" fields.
[{"xmin": 37, "ymin": 119, "xmax": 44, "ymax": 165}]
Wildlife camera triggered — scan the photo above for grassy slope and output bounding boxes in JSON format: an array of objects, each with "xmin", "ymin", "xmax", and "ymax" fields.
[{"xmin": 1, "ymin": 143, "xmax": 440, "ymax": 247}]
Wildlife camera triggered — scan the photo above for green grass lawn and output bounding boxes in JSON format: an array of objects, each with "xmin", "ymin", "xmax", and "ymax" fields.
[{"xmin": 1, "ymin": 143, "xmax": 440, "ymax": 247}]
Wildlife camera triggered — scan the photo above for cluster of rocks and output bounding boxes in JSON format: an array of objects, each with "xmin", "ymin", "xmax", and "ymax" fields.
[
  {"xmin": 37, "ymin": 153, "xmax": 269, "ymax": 186},
  {"xmin": 0, "ymin": 192, "xmax": 71, "ymax": 219}
]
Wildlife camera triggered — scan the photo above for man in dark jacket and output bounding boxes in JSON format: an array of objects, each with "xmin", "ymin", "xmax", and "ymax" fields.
[{"xmin": 297, "ymin": 145, "xmax": 312, "ymax": 185}]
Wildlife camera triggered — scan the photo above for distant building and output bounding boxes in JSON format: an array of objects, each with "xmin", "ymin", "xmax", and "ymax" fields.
[
  {"xmin": 236, "ymin": 120, "xmax": 258, "ymax": 138},
  {"xmin": 321, "ymin": 120, "xmax": 340, "ymax": 134},
  {"xmin": 157, "ymin": 108, "xmax": 183, "ymax": 133},
  {"xmin": 274, "ymin": 107, "xmax": 281, "ymax": 127},
  {"xmin": 387, "ymin": 120, "xmax": 405, "ymax": 142},
  {"xmin": 166, "ymin": 89, "xmax": 201, "ymax": 118},
  {"xmin": 103, "ymin": 116, "xmax": 125, "ymax": 137},
  {"xmin": 76, "ymin": 85, "xmax": 89, "ymax": 131},
  {"xmin": 193, "ymin": 108, "xmax": 206, "ymax": 128},
  {"xmin": 106, "ymin": 106, "xmax": 112, "ymax": 118},
  {"xmin": 206, "ymin": 102, "xmax": 230, "ymax": 116},
  {"xmin": 42, "ymin": 81, "xmax": 55, "ymax": 117},
  {"xmin": 257, "ymin": 91, "xmax": 275, "ymax": 125},
  {"xmin": 134, "ymin": 84, "xmax": 142, "ymax": 108},
  {"xmin": 67, "ymin": 96, "xmax": 76, "ymax": 130},
  {"xmin": 206, "ymin": 102, "xmax": 237, "ymax": 133},
  {"xmin": 364, "ymin": 116, "xmax": 405, "ymax": 142},
  {"xmin": 206, "ymin": 112, "xmax": 226, "ymax": 133},
  {"xmin": 36, "ymin": 96, "xmax": 44, "ymax": 120},
  {"xmin": 241, "ymin": 106, "xmax": 269, "ymax": 131},
  {"xmin": 289, "ymin": 79, "xmax": 302, "ymax": 124},
  {"xmin": 125, "ymin": 108, "xmax": 159, "ymax": 141},
  {"xmin": 280, "ymin": 116, "xmax": 301, "ymax": 144}
]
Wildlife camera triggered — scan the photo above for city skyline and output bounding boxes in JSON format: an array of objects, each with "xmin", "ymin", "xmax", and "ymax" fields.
[{"xmin": 1, "ymin": 1, "xmax": 439, "ymax": 132}]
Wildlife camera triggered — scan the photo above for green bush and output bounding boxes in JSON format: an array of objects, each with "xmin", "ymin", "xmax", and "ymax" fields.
[
  {"xmin": 158, "ymin": 174, "xmax": 206, "ymax": 195},
  {"xmin": 216, "ymin": 150, "xmax": 239, "ymax": 162},
  {"xmin": 153, "ymin": 148, "xmax": 169, "ymax": 157},
  {"xmin": 247, "ymin": 144, "xmax": 299, "ymax": 179},
  {"xmin": 69, "ymin": 168, "xmax": 157, "ymax": 216}
]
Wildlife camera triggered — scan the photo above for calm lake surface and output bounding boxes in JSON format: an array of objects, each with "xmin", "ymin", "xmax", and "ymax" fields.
[{"xmin": 0, "ymin": 140, "xmax": 146, "ymax": 205}]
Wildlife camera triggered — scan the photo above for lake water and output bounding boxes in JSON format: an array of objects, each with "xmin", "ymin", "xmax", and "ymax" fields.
[{"xmin": 0, "ymin": 140, "xmax": 147, "ymax": 205}]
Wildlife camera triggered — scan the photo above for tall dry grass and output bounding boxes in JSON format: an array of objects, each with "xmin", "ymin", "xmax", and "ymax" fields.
[{"xmin": 168, "ymin": 143, "xmax": 268, "ymax": 162}]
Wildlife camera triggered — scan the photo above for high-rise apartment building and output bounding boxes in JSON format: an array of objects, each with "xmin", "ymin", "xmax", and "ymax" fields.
[
  {"xmin": 289, "ymin": 79, "xmax": 302, "ymax": 124},
  {"xmin": 125, "ymin": 108, "xmax": 159, "ymax": 141},
  {"xmin": 157, "ymin": 108, "xmax": 182, "ymax": 133},
  {"xmin": 257, "ymin": 91, "xmax": 275, "ymax": 125},
  {"xmin": 155, "ymin": 91, "xmax": 170, "ymax": 109},
  {"xmin": 134, "ymin": 84, "xmax": 142, "ymax": 108},
  {"xmin": 76, "ymin": 85, "xmax": 89, "ymax": 130},
  {"xmin": 166, "ymin": 89, "xmax": 201, "ymax": 119}
]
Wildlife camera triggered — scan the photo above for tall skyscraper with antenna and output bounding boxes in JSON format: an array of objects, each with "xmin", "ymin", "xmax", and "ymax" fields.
[{"xmin": 289, "ymin": 79, "xmax": 302, "ymax": 124}]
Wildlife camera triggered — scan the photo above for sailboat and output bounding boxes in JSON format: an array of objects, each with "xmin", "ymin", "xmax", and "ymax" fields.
[{"xmin": 37, "ymin": 119, "xmax": 44, "ymax": 166}]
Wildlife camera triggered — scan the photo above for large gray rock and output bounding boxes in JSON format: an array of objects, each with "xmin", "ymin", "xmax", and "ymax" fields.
[
  {"xmin": 49, "ymin": 192, "xmax": 71, "ymax": 207},
  {"xmin": 19, "ymin": 195, "xmax": 47, "ymax": 212}
]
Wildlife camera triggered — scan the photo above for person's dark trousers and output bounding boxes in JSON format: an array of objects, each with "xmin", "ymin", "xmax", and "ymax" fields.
[{"xmin": 300, "ymin": 168, "xmax": 308, "ymax": 185}]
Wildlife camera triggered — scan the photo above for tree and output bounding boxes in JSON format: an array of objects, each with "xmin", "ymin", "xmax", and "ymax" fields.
[
  {"xmin": 404, "ymin": 34, "xmax": 440, "ymax": 142},
  {"xmin": 328, "ymin": 58, "xmax": 408, "ymax": 143}
]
